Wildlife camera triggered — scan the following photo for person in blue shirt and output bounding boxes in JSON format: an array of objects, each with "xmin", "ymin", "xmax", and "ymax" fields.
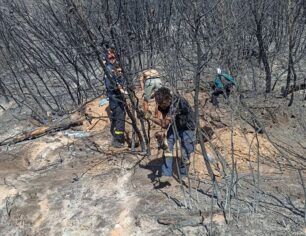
[{"xmin": 211, "ymin": 68, "xmax": 236, "ymax": 106}]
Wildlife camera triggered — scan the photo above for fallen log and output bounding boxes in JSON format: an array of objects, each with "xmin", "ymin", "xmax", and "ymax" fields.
[
  {"xmin": 0, "ymin": 117, "xmax": 84, "ymax": 146},
  {"xmin": 157, "ymin": 211, "xmax": 225, "ymax": 227},
  {"xmin": 281, "ymin": 83, "xmax": 306, "ymax": 96},
  {"xmin": 158, "ymin": 215, "xmax": 204, "ymax": 227}
]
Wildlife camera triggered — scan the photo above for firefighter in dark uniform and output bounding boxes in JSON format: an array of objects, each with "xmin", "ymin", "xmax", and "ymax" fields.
[{"xmin": 104, "ymin": 54, "xmax": 126, "ymax": 148}]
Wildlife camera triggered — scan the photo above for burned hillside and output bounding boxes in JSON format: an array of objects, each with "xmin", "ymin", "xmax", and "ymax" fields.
[{"xmin": 0, "ymin": 0, "xmax": 306, "ymax": 235}]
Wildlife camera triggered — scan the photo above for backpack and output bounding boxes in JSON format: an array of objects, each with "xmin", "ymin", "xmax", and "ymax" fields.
[{"xmin": 214, "ymin": 73, "xmax": 236, "ymax": 89}]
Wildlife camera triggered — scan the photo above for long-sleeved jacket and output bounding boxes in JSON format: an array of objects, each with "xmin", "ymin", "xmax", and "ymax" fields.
[
  {"xmin": 214, "ymin": 73, "xmax": 236, "ymax": 90},
  {"xmin": 104, "ymin": 63, "xmax": 125, "ymax": 96}
]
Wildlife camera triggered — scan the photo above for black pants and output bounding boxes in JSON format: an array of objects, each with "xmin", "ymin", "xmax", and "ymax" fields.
[
  {"xmin": 211, "ymin": 86, "xmax": 231, "ymax": 106},
  {"xmin": 109, "ymin": 93, "xmax": 126, "ymax": 142}
]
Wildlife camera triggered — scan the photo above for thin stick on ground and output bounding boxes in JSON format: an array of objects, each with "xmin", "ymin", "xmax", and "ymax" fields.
[{"xmin": 298, "ymin": 169, "xmax": 306, "ymax": 226}]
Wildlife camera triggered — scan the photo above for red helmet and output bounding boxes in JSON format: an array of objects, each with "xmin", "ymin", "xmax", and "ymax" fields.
[{"xmin": 108, "ymin": 53, "xmax": 115, "ymax": 60}]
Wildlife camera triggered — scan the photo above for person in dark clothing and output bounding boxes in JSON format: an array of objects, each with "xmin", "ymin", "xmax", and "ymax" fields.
[
  {"xmin": 104, "ymin": 57, "xmax": 126, "ymax": 148},
  {"xmin": 145, "ymin": 87, "xmax": 195, "ymax": 177},
  {"xmin": 211, "ymin": 68, "xmax": 236, "ymax": 106},
  {"xmin": 102, "ymin": 44, "xmax": 116, "ymax": 65}
]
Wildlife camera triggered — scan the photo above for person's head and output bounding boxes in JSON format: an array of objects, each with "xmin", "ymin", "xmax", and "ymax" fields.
[
  {"xmin": 109, "ymin": 44, "xmax": 116, "ymax": 54},
  {"xmin": 154, "ymin": 87, "xmax": 172, "ymax": 110},
  {"xmin": 115, "ymin": 65, "xmax": 123, "ymax": 77},
  {"xmin": 217, "ymin": 68, "xmax": 222, "ymax": 75}
]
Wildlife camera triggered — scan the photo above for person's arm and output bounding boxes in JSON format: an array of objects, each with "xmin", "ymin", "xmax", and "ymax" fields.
[
  {"xmin": 214, "ymin": 75, "xmax": 224, "ymax": 89},
  {"xmin": 222, "ymin": 73, "xmax": 236, "ymax": 85},
  {"xmin": 139, "ymin": 73, "xmax": 145, "ymax": 90},
  {"xmin": 154, "ymin": 105, "xmax": 161, "ymax": 118},
  {"xmin": 149, "ymin": 115, "xmax": 172, "ymax": 129},
  {"xmin": 143, "ymin": 100, "xmax": 149, "ymax": 113}
]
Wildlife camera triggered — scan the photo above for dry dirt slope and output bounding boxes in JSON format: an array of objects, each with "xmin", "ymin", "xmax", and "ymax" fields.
[{"xmin": 0, "ymin": 95, "xmax": 305, "ymax": 235}]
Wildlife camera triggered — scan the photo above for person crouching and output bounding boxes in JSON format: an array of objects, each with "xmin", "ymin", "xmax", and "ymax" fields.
[{"xmin": 145, "ymin": 87, "xmax": 196, "ymax": 177}]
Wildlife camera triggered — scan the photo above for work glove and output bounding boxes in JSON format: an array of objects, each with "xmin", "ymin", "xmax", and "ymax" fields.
[
  {"xmin": 144, "ymin": 111, "xmax": 152, "ymax": 120},
  {"xmin": 119, "ymin": 88, "xmax": 128, "ymax": 95},
  {"xmin": 155, "ymin": 131, "xmax": 168, "ymax": 150},
  {"xmin": 138, "ymin": 110, "xmax": 152, "ymax": 120}
]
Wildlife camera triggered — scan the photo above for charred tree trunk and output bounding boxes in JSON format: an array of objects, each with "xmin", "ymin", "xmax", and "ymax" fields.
[{"xmin": 255, "ymin": 18, "xmax": 272, "ymax": 93}]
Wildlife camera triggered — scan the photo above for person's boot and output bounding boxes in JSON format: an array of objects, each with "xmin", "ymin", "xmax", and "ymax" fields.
[
  {"xmin": 162, "ymin": 151, "xmax": 173, "ymax": 177},
  {"xmin": 159, "ymin": 175, "xmax": 172, "ymax": 182},
  {"xmin": 211, "ymin": 96, "xmax": 219, "ymax": 106},
  {"xmin": 112, "ymin": 139, "xmax": 124, "ymax": 148},
  {"xmin": 179, "ymin": 160, "xmax": 190, "ymax": 177}
]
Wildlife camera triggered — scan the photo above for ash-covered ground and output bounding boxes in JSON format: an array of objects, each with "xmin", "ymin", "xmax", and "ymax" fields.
[{"xmin": 0, "ymin": 93, "xmax": 305, "ymax": 236}]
